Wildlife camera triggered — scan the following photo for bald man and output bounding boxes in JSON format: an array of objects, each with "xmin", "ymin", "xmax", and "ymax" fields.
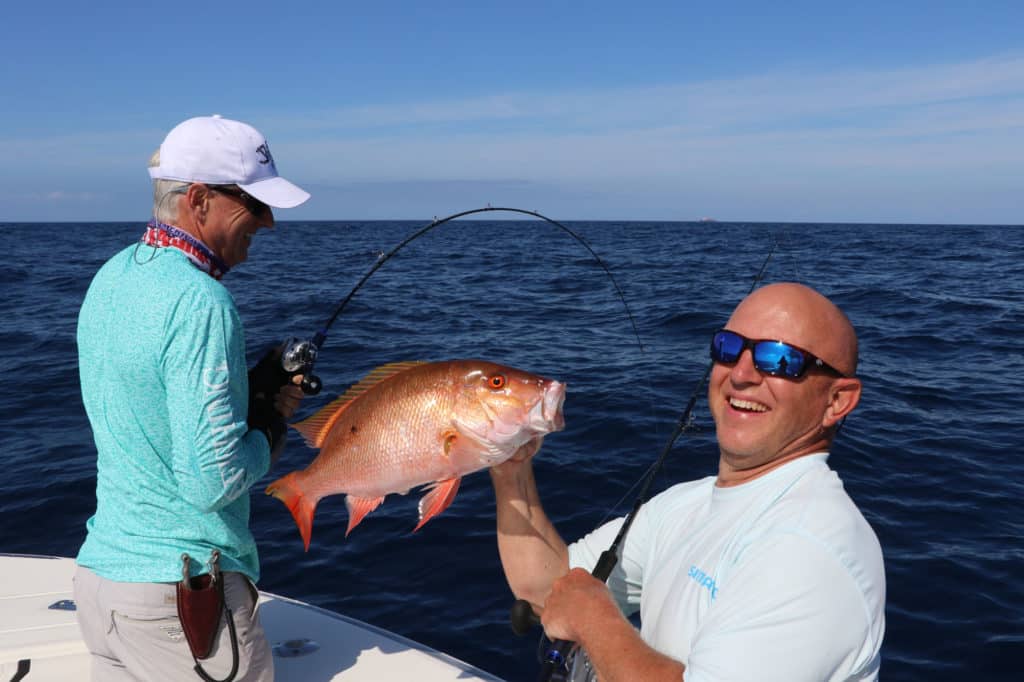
[{"xmin": 490, "ymin": 283, "xmax": 886, "ymax": 682}]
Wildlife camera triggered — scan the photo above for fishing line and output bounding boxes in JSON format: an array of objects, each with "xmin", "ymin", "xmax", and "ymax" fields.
[
  {"xmin": 278, "ymin": 205, "xmax": 669, "ymax": 563},
  {"xmin": 523, "ymin": 241, "xmax": 777, "ymax": 682},
  {"xmin": 281, "ymin": 206, "xmax": 645, "ymax": 395},
  {"xmin": 775, "ymin": 228, "xmax": 799, "ymax": 283},
  {"xmin": 561, "ymin": 236, "xmax": 780, "ymax": 534}
]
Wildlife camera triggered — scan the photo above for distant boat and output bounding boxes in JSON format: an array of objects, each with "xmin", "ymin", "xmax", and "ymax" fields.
[{"xmin": 698, "ymin": 217, "xmax": 717, "ymax": 223}]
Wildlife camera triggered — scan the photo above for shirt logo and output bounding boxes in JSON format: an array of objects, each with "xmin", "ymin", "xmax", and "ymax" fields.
[{"xmin": 688, "ymin": 565, "xmax": 719, "ymax": 600}]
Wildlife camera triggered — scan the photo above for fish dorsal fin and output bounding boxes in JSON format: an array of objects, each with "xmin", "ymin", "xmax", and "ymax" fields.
[{"xmin": 290, "ymin": 361, "xmax": 427, "ymax": 449}]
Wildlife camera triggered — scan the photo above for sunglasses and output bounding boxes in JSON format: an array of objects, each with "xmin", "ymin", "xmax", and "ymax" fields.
[
  {"xmin": 710, "ymin": 329, "xmax": 846, "ymax": 379},
  {"xmin": 208, "ymin": 185, "xmax": 270, "ymax": 217}
]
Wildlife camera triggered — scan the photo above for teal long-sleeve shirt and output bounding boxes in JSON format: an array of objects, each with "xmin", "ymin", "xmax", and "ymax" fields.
[{"xmin": 76, "ymin": 243, "xmax": 270, "ymax": 582}]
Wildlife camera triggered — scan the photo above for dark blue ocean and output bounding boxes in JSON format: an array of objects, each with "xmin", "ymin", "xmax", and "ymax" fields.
[{"xmin": 2, "ymin": 218, "xmax": 1022, "ymax": 680}]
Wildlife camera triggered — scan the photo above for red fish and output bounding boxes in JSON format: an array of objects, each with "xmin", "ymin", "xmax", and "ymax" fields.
[{"xmin": 266, "ymin": 360, "xmax": 566, "ymax": 550}]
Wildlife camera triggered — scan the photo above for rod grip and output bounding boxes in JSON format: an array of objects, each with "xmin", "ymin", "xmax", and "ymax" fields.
[
  {"xmin": 510, "ymin": 599, "xmax": 540, "ymax": 636},
  {"xmin": 509, "ymin": 548, "xmax": 618, "ymax": 638}
]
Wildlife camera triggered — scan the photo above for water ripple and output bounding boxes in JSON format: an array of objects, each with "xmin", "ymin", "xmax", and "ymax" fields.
[{"xmin": 2, "ymin": 220, "xmax": 1021, "ymax": 680}]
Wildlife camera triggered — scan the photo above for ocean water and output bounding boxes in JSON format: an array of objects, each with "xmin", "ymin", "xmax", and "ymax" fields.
[{"xmin": 1, "ymin": 217, "xmax": 1021, "ymax": 681}]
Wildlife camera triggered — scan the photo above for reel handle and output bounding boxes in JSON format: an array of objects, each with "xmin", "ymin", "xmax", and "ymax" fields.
[
  {"xmin": 537, "ymin": 639, "xmax": 574, "ymax": 681},
  {"xmin": 511, "ymin": 601, "xmax": 572, "ymax": 681},
  {"xmin": 300, "ymin": 374, "xmax": 322, "ymax": 395},
  {"xmin": 281, "ymin": 337, "xmax": 323, "ymax": 396}
]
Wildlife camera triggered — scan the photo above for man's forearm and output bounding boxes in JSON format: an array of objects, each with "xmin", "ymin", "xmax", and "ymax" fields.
[
  {"xmin": 542, "ymin": 569, "xmax": 686, "ymax": 682},
  {"xmin": 491, "ymin": 459, "xmax": 569, "ymax": 607},
  {"xmin": 578, "ymin": 612, "xmax": 686, "ymax": 682}
]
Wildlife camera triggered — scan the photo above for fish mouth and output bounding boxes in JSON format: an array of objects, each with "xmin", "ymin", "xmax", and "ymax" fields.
[
  {"xmin": 530, "ymin": 379, "xmax": 566, "ymax": 433},
  {"xmin": 456, "ymin": 379, "xmax": 567, "ymax": 464}
]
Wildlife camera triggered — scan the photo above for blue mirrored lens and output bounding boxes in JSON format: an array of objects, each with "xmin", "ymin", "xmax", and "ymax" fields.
[
  {"xmin": 711, "ymin": 331, "xmax": 743, "ymax": 362},
  {"xmin": 753, "ymin": 341, "xmax": 806, "ymax": 377}
]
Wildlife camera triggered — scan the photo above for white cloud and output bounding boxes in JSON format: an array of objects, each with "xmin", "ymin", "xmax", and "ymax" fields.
[
  {"xmin": 254, "ymin": 52, "xmax": 1024, "ymax": 193},
  {"xmin": 273, "ymin": 52, "xmax": 1024, "ymax": 134},
  {"xmin": 3, "ymin": 53, "xmax": 1022, "ymax": 222},
  {"xmin": 44, "ymin": 190, "xmax": 99, "ymax": 202}
]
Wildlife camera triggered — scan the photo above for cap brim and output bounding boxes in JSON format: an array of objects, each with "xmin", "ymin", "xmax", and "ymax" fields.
[{"xmin": 238, "ymin": 176, "xmax": 310, "ymax": 209}]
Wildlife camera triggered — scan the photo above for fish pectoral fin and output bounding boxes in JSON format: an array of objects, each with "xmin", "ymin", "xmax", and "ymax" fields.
[
  {"xmin": 442, "ymin": 429, "xmax": 480, "ymax": 458},
  {"xmin": 345, "ymin": 494, "xmax": 385, "ymax": 537},
  {"xmin": 444, "ymin": 424, "xmax": 492, "ymax": 468},
  {"xmin": 414, "ymin": 477, "xmax": 461, "ymax": 532},
  {"xmin": 442, "ymin": 431, "xmax": 456, "ymax": 457}
]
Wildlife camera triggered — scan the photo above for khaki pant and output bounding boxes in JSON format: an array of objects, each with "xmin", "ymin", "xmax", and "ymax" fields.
[{"xmin": 73, "ymin": 565, "xmax": 274, "ymax": 681}]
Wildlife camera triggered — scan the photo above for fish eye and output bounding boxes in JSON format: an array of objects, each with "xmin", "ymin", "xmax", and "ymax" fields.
[{"xmin": 487, "ymin": 374, "xmax": 507, "ymax": 390}]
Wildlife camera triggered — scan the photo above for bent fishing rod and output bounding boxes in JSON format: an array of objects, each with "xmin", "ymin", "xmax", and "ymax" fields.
[
  {"xmin": 518, "ymin": 243, "xmax": 777, "ymax": 682},
  {"xmin": 277, "ymin": 206, "xmax": 644, "ymax": 395}
]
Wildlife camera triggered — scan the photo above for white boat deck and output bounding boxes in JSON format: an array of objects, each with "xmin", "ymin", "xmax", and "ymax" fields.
[{"xmin": 0, "ymin": 554, "xmax": 503, "ymax": 681}]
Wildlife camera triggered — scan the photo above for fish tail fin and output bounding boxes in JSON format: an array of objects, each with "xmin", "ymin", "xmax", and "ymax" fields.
[
  {"xmin": 266, "ymin": 473, "xmax": 318, "ymax": 552},
  {"xmin": 414, "ymin": 477, "xmax": 462, "ymax": 532}
]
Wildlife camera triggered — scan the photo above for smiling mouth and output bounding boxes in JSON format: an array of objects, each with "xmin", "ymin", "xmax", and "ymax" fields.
[{"xmin": 729, "ymin": 397, "xmax": 768, "ymax": 413}]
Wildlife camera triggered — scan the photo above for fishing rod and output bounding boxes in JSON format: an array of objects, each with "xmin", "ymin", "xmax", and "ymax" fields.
[
  {"xmin": 277, "ymin": 206, "xmax": 645, "ymax": 395},
  {"xmin": 516, "ymin": 243, "xmax": 777, "ymax": 682}
]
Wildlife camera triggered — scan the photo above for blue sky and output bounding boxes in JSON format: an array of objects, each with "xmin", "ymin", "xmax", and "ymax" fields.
[{"xmin": 2, "ymin": 1, "xmax": 1022, "ymax": 223}]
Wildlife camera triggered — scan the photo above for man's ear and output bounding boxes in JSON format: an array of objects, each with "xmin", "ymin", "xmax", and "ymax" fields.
[
  {"xmin": 185, "ymin": 183, "xmax": 210, "ymax": 221},
  {"xmin": 823, "ymin": 377, "xmax": 861, "ymax": 429}
]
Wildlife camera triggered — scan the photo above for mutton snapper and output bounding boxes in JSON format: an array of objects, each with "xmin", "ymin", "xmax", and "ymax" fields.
[{"xmin": 266, "ymin": 359, "xmax": 566, "ymax": 550}]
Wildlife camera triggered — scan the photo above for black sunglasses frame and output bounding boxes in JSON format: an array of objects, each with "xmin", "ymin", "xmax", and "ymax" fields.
[
  {"xmin": 207, "ymin": 184, "xmax": 270, "ymax": 218},
  {"xmin": 711, "ymin": 329, "xmax": 846, "ymax": 379}
]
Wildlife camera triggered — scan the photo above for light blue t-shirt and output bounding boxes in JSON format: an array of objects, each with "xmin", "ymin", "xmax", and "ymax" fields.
[
  {"xmin": 76, "ymin": 243, "xmax": 270, "ymax": 582},
  {"xmin": 569, "ymin": 453, "xmax": 886, "ymax": 682}
]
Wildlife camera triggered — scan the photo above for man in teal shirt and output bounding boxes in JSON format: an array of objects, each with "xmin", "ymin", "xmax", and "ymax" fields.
[{"xmin": 75, "ymin": 115, "xmax": 310, "ymax": 681}]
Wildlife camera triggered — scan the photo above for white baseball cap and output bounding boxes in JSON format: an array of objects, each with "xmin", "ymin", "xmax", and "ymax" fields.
[{"xmin": 148, "ymin": 115, "xmax": 310, "ymax": 208}]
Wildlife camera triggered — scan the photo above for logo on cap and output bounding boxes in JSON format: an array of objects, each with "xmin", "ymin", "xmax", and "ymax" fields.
[{"xmin": 256, "ymin": 142, "xmax": 274, "ymax": 166}]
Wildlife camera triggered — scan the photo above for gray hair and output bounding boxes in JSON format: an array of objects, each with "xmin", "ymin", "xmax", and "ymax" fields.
[{"xmin": 148, "ymin": 149, "xmax": 189, "ymax": 223}]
